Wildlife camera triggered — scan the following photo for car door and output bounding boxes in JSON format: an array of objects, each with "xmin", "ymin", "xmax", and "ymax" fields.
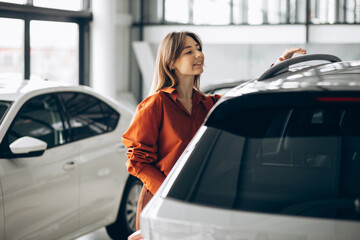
[
  {"xmin": 0, "ymin": 181, "xmax": 5, "ymax": 240},
  {"xmin": 59, "ymin": 92, "xmax": 123, "ymax": 229},
  {"xmin": 0, "ymin": 93, "xmax": 79, "ymax": 240}
]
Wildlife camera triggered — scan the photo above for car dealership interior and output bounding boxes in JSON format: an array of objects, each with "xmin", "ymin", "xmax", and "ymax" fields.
[{"xmin": 1, "ymin": 1, "xmax": 360, "ymax": 240}]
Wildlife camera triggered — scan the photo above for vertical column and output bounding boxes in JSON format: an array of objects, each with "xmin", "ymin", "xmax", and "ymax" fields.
[
  {"xmin": 115, "ymin": 0, "xmax": 132, "ymax": 96},
  {"xmin": 189, "ymin": 0, "xmax": 194, "ymax": 24},
  {"xmin": 91, "ymin": 0, "xmax": 132, "ymax": 99},
  {"xmin": 91, "ymin": 0, "xmax": 116, "ymax": 97},
  {"xmin": 263, "ymin": 0, "xmax": 269, "ymax": 24},
  {"xmin": 242, "ymin": 0, "xmax": 248, "ymax": 24}
]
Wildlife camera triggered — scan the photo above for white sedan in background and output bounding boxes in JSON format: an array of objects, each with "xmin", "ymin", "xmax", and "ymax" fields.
[{"xmin": 0, "ymin": 79, "xmax": 142, "ymax": 240}]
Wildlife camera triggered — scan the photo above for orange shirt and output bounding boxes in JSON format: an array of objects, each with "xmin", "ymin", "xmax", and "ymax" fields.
[{"xmin": 122, "ymin": 87, "xmax": 221, "ymax": 194}]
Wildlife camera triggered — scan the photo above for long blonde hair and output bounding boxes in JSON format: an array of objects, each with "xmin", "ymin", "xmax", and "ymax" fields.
[{"xmin": 149, "ymin": 31, "xmax": 203, "ymax": 95}]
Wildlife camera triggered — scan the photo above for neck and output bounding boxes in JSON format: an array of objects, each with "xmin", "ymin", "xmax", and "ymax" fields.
[{"xmin": 175, "ymin": 76, "xmax": 194, "ymax": 100}]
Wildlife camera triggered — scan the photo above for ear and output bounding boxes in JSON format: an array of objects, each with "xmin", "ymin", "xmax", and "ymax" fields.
[{"xmin": 170, "ymin": 61, "xmax": 176, "ymax": 70}]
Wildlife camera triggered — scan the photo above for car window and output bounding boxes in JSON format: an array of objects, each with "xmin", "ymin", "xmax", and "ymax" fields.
[
  {"xmin": 0, "ymin": 100, "xmax": 12, "ymax": 125},
  {"xmin": 3, "ymin": 94, "xmax": 66, "ymax": 151},
  {"xmin": 168, "ymin": 103, "xmax": 360, "ymax": 222},
  {"xmin": 59, "ymin": 92, "xmax": 119, "ymax": 141}
]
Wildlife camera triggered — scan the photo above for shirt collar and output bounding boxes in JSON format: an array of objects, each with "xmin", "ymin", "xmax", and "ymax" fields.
[
  {"xmin": 159, "ymin": 87, "xmax": 178, "ymax": 102},
  {"xmin": 160, "ymin": 87, "xmax": 205, "ymax": 104},
  {"xmin": 160, "ymin": 87, "xmax": 177, "ymax": 94}
]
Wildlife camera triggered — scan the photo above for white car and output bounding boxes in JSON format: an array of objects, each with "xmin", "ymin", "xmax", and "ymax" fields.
[
  {"xmin": 140, "ymin": 55, "xmax": 360, "ymax": 240},
  {"xmin": 0, "ymin": 79, "xmax": 142, "ymax": 240}
]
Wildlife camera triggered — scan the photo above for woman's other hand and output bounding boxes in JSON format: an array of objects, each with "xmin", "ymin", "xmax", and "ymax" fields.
[
  {"xmin": 274, "ymin": 47, "xmax": 307, "ymax": 65},
  {"xmin": 128, "ymin": 230, "xmax": 145, "ymax": 240}
]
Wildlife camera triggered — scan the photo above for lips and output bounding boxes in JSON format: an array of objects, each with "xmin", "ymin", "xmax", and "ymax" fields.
[{"xmin": 194, "ymin": 60, "xmax": 203, "ymax": 66}]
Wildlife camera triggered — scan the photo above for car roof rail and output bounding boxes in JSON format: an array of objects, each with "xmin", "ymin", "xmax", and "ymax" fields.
[{"xmin": 258, "ymin": 54, "xmax": 342, "ymax": 81}]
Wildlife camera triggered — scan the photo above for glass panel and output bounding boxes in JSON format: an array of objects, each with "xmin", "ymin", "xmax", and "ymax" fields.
[
  {"xmin": 295, "ymin": 0, "xmax": 307, "ymax": 24},
  {"xmin": 232, "ymin": 0, "xmax": 246, "ymax": 24},
  {"xmin": 175, "ymin": 106, "xmax": 360, "ymax": 221},
  {"xmin": 344, "ymin": 0, "xmax": 360, "ymax": 23},
  {"xmin": 143, "ymin": 0, "xmax": 163, "ymax": 23},
  {"xmin": 311, "ymin": 0, "xmax": 336, "ymax": 24},
  {"xmin": 100, "ymin": 102, "xmax": 120, "ymax": 131},
  {"xmin": 6, "ymin": 94, "xmax": 66, "ymax": 149},
  {"xmin": 130, "ymin": 0, "xmax": 142, "ymax": 23},
  {"xmin": 30, "ymin": 20, "xmax": 78, "ymax": 85},
  {"xmin": 165, "ymin": 0, "xmax": 189, "ymax": 23},
  {"xmin": 33, "ymin": 0, "xmax": 83, "ymax": 11},
  {"xmin": 0, "ymin": 101, "xmax": 12, "ymax": 125},
  {"xmin": 267, "ymin": 0, "xmax": 281, "ymax": 24},
  {"xmin": 0, "ymin": 0, "xmax": 26, "ymax": 4},
  {"xmin": 0, "ymin": 18, "xmax": 24, "ymax": 80},
  {"xmin": 310, "ymin": 0, "xmax": 344, "ymax": 24},
  {"xmin": 59, "ymin": 93, "xmax": 111, "ymax": 141},
  {"xmin": 248, "ymin": 0, "xmax": 263, "ymax": 24},
  {"xmin": 356, "ymin": 0, "xmax": 360, "ymax": 23},
  {"xmin": 193, "ymin": 0, "xmax": 231, "ymax": 25}
]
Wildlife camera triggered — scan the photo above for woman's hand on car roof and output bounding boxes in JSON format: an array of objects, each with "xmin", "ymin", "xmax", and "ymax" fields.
[{"xmin": 274, "ymin": 47, "xmax": 307, "ymax": 65}]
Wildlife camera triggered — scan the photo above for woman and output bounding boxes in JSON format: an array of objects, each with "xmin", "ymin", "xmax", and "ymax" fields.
[{"xmin": 123, "ymin": 31, "xmax": 306, "ymax": 240}]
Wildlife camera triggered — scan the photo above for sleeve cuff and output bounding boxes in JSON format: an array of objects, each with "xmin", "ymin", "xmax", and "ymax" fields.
[{"xmin": 137, "ymin": 164, "xmax": 166, "ymax": 195}]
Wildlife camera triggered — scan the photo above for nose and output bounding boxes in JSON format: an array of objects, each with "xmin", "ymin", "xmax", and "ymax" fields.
[{"xmin": 195, "ymin": 50, "xmax": 203, "ymax": 58}]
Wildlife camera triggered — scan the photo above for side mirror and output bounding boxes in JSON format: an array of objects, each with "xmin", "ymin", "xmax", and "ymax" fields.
[{"xmin": 9, "ymin": 136, "xmax": 47, "ymax": 157}]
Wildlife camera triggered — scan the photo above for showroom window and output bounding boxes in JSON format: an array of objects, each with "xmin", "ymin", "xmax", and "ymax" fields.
[
  {"xmin": 0, "ymin": 0, "xmax": 92, "ymax": 85},
  {"xmin": 133, "ymin": 0, "xmax": 360, "ymax": 25},
  {"xmin": 193, "ymin": 0, "xmax": 231, "ymax": 25},
  {"xmin": 165, "ymin": 0, "xmax": 190, "ymax": 23},
  {"xmin": 0, "ymin": 17, "xmax": 24, "ymax": 79},
  {"xmin": 33, "ymin": 0, "xmax": 83, "ymax": 11},
  {"xmin": 30, "ymin": 21, "xmax": 78, "ymax": 85},
  {"xmin": 0, "ymin": 0, "xmax": 24, "ymax": 4}
]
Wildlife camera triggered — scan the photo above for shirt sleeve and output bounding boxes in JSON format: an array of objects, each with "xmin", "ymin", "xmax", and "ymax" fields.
[{"xmin": 122, "ymin": 103, "xmax": 166, "ymax": 195}]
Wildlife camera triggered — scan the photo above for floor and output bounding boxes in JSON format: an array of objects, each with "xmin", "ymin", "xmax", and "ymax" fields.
[{"xmin": 75, "ymin": 228, "xmax": 112, "ymax": 240}]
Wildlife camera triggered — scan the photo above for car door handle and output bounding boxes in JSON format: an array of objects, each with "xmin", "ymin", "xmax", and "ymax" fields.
[{"xmin": 63, "ymin": 161, "xmax": 76, "ymax": 171}]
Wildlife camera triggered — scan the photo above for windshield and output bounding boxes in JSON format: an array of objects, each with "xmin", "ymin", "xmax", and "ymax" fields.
[
  {"xmin": 0, "ymin": 101, "xmax": 12, "ymax": 125},
  {"xmin": 168, "ymin": 92, "xmax": 360, "ymax": 222}
]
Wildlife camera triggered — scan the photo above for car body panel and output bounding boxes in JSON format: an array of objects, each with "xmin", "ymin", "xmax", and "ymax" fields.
[
  {"xmin": 0, "ymin": 79, "xmax": 134, "ymax": 239},
  {"xmin": 142, "ymin": 197, "xmax": 360, "ymax": 240},
  {"xmin": 222, "ymin": 61, "xmax": 360, "ymax": 100},
  {"xmin": 0, "ymin": 143, "xmax": 79, "ymax": 240},
  {"xmin": 202, "ymin": 79, "xmax": 250, "ymax": 95},
  {"xmin": 77, "ymin": 130, "xmax": 129, "ymax": 229},
  {"xmin": 0, "ymin": 180, "xmax": 5, "ymax": 240}
]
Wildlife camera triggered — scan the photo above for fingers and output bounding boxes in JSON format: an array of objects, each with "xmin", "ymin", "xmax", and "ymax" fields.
[
  {"xmin": 273, "ymin": 47, "xmax": 307, "ymax": 66},
  {"xmin": 128, "ymin": 230, "xmax": 144, "ymax": 240},
  {"xmin": 282, "ymin": 47, "xmax": 306, "ymax": 59}
]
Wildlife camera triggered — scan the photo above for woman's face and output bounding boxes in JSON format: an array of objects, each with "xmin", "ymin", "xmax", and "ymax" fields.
[{"xmin": 172, "ymin": 35, "xmax": 204, "ymax": 80}]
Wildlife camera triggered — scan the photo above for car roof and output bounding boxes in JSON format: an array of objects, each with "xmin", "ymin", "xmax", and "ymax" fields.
[
  {"xmin": 202, "ymin": 79, "xmax": 250, "ymax": 93},
  {"xmin": 0, "ymin": 79, "xmax": 88, "ymax": 101},
  {"xmin": 223, "ymin": 59, "xmax": 360, "ymax": 99}
]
